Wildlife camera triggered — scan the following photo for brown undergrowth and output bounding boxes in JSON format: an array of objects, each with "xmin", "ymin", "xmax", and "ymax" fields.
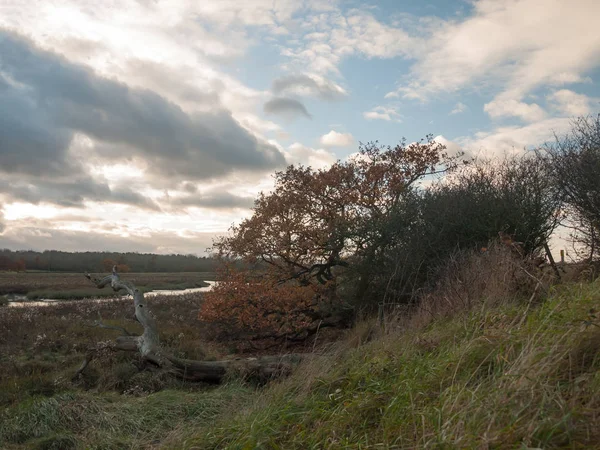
[
  {"xmin": 2, "ymin": 249, "xmax": 599, "ymax": 449},
  {"xmin": 176, "ymin": 248, "xmax": 600, "ymax": 449},
  {"xmin": 0, "ymin": 293, "xmax": 226, "ymax": 405}
]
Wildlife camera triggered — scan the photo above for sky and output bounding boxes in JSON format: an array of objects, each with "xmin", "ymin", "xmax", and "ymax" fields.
[{"xmin": 1, "ymin": 0, "xmax": 599, "ymax": 255}]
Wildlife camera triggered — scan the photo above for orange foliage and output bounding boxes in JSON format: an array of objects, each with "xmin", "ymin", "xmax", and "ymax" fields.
[
  {"xmin": 0, "ymin": 256, "xmax": 26, "ymax": 272},
  {"xmin": 116, "ymin": 263, "xmax": 130, "ymax": 273},
  {"xmin": 102, "ymin": 258, "xmax": 116, "ymax": 272},
  {"xmin": 201, "ymin": 137, "xmax": 459, "ymax": 337},
  {"xmin": 102, "ymin": 258, "xmax": 130, "ymax": 273},
  {"xmin": 199, "ymin": 264, "xmax": 336, "ymax": 338}
]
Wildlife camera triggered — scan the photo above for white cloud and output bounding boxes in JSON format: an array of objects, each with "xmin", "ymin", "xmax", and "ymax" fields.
[
  {"xmin": 433, "ymin": 135, "xmax": 463, "ymax": 157},
  {"xmin": 2, "ymin": 0, "xmax": 599, "ymax": 254},
  {"xmin": 193, "ymin": 0, "xmax": 306, "ymax": 28},
  {"xmin": 0, "ymin": 203, "xmax": 5, "ymax": 234},
  {"xmin": 363, "ymin": 106, "xmax": 402, "ymax": 122},
  {"xmin": 272, "ymin": 73, "xmax": 348, "ymax": 100},
  {"xmin": 386, "ymin": 0, "xmax": 600, "ymax": 114},
  {"xmin": 285, "ymin": 143, "xmax": 337, "ymax": 169},
  {"xmin": 457, "ymin": 117, "xmax": 573, "ymax": 158},
  {"xmin": 547, "ymin": 89, "xmax": 597, "ymax": 116},
  {"xmin": 548, "ymin": 73, "xmax": 593, "ymax": 86},
  {"xmin": 484, "ymin": 98, "xmax": 547, "ymax": 122},
  {"xmin": 450, "ymin": 102, "xmax": 468, "ymax": 115},
  {"xmin": 279, "ymin": 8, "xmax": 425, "ymax": 76},
  {"xmin": 319, "ymin": 130, "xmax": 355, "ymax": 147},
  {"xmin": 0, "ymin": 0, "xmax": 278, "ymax": 140},
  {"xmin": 330, "ymin": 10, "xmax": 423, "ymax": 60}
]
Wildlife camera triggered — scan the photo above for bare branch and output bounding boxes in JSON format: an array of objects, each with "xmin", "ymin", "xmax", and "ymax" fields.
[
  {"xmin": 79, "ymin": 268, "xmax": 305, "ymax": 383},
  {"xmin": 85, "ymin": 312, "xmax": 133, "ymax": 336}
]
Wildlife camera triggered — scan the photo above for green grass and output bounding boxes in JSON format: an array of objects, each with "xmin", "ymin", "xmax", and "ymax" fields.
[
  {"xmin": 2, "ymin": 278, "xmax": 599, "ymax": 448},
  {"xmin": 0, "ymin": 385, "xmax": 252, "ymax": 449},
  {"xmin": 181, "ymin": 281, "xmax": 600, "ymax": 449}
]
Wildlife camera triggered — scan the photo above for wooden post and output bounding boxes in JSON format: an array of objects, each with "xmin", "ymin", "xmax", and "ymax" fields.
[
  {"xmin": 544, "ymin": 243, "xmax": 561, "ymax": 280},
  {"xmin": 560, "ymin": 249, "xmax": 565, "ymax": 264}
]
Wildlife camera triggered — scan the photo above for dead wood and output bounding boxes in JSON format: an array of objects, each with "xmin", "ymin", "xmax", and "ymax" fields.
[{"xmin": 78, "ymin": 267, "xmax": 306, "ymax": 383}]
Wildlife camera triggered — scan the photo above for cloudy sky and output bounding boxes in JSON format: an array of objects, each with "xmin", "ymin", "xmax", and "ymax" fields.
[{"xmin": 1, "ymin": 0, "xmax": 599, "ymax": 255}]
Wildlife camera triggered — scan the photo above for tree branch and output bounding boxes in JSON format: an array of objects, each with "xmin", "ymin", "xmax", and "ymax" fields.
[
  {"xmin": 85, "ymin": 312, "xmax": 133, "ymax": 336},
  {"xmin": 80, "ymin": 268, "xmax": 306, "ymax": 383}
]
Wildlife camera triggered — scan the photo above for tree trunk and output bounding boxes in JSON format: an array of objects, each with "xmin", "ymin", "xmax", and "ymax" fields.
[{"xmin": 80, "ymin": 267, "xmax": 304, "ymax": 383}]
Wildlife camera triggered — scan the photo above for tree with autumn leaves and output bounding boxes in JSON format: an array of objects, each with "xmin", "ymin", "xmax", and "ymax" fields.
[{"xmin": 199, "ymin": 136, "xmax": 460, "ymax": 339}]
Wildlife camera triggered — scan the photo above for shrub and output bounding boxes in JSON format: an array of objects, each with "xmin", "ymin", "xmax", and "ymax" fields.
[
  {"xmin": 204, "ymin": 137, "xmax": 459, "ymax": 338},
  {"xmin": 412, "ymin": 242, "xmax": 548, "ymax": 327},
  {"xmin": 546, "ymin": 113, "xmax": 600, "ymax": 261},
  {"xmin": 367, "ymin": 154, "xmax": 560, "ymax": 306},
  {"xmin": 199, "ymin": 264, "xmax": 343, "ymax": 340}
]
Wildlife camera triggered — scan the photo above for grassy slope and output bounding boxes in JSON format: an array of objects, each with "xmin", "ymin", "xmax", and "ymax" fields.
[
  {"xmin": 1, "ymin": 385, "xmax": 252, "ymax": 450},
  {"xmin": 0, "ymin": 292, "xmax": 238, "ymax": 449},
  {"xmin": 1, "ymin": 282, "xmax": 598, "ymax": 449},
  {"xmin": 182, "ymin": 281, "xmax": 600, "ymax": 449}
]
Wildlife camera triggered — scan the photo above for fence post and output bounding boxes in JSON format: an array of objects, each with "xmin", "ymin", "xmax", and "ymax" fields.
[
  {"xmin": 544, "ymin": 242, "xmax": 561, "ymax": 280},
  {"xmin": 378, "ymin": 303, "xmax": 385, "ymax": 329}
]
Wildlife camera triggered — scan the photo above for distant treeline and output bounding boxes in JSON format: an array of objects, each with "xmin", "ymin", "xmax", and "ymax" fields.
[{"xmin": 0, "ymin": 249, "xmax": 218, "ymax": 273}]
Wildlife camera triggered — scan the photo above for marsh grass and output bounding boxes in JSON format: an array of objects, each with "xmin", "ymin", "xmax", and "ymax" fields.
[
  {"xmin": 180, "ymin": 281, "xmax": 600, "ymax": 449},
  {"xmin": 0, "ymin": 289, "xmax": 250, "ymax": 449},
  {"xmin": 0, "ymin": 291, "xmax": 228, "ymax": 402},
  {"xmin": 0, "ymin": 272, "xmax": 214, "ymax": 300},
  {"xmin": 2, "ymin": 259, "xmax": 599, "ymax": 449}
]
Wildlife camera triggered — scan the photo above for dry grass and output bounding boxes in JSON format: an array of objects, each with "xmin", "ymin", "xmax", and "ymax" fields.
[
  {"xmin": 406, "ymin": 243, "xmax": 551, "ymax": 329},
  {"xmin": 177, "ymin": 248, "xmax": 600, "ymax": 450},
  {"xmin": 0, "ymin": 291, "xmax": 230, "ymax": 407},
  {"xmin": 2, "ymin": 252, "xmax": 600, "ymax": 449}
]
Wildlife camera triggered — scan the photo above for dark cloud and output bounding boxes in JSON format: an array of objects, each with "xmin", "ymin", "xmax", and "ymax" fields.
[
  {"xmin": 0, "ymin": 30, "xmax": 286, "ymax": 183},
  {"xmin": 182, "ymin": 182, "xmax": 198, "ymax": 193},
  {"xmin": 0, "ymin": 177, "xmax": 160, "ymax": 210},
  {"xmin": 264, "ymin": 97, "xmax": 312, "ymax": 119},
  {"xmin": 172, "ymin": 191, "xmax": 255, "ymax": 209},
  {"xmin": 110, "ymin": 187, "xmax": 161, "ymax": 211},
  {"xmin": 0, "ymin": 73, "xmax": 77, "ymax": 177},
  {"xmin": 272, "ymin": 74, "xmax": 347, "ymax": 100}
]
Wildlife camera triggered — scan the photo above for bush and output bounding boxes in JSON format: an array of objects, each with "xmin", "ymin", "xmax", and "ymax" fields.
[
  {"xmin": 204, "ymin": 137, "xmax": 459, "ymax": 338},
  {"xmin": 546, "ymin": 113, "xmax": 600, "ymax": 260},
  {"xmin": 412, "ymin": 242, "xmax": 548, "ymax": 326},
  {"xmin": 361, "ymin": 154, "xmax": 560, "ymax": 307},
  {"xmin": 203, "ymin": 143, "xmax": 561, "ymax": 339}
]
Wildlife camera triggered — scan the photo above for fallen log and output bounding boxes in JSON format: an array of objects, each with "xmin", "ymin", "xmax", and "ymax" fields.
[{"xmin": 78, "ymin": 267, "xmax": 305, "ymax": 383}]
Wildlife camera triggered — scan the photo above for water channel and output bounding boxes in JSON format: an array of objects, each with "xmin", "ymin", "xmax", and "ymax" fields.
[{"xmin": 6, "ymin": 281, "xmax": 216, "ymax": 307}]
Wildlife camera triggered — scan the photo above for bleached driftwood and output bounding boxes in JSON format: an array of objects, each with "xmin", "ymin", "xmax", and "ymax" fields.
[{"xmin": 77, "ymin": 267, "xmax": 303, "ymax": 383}]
